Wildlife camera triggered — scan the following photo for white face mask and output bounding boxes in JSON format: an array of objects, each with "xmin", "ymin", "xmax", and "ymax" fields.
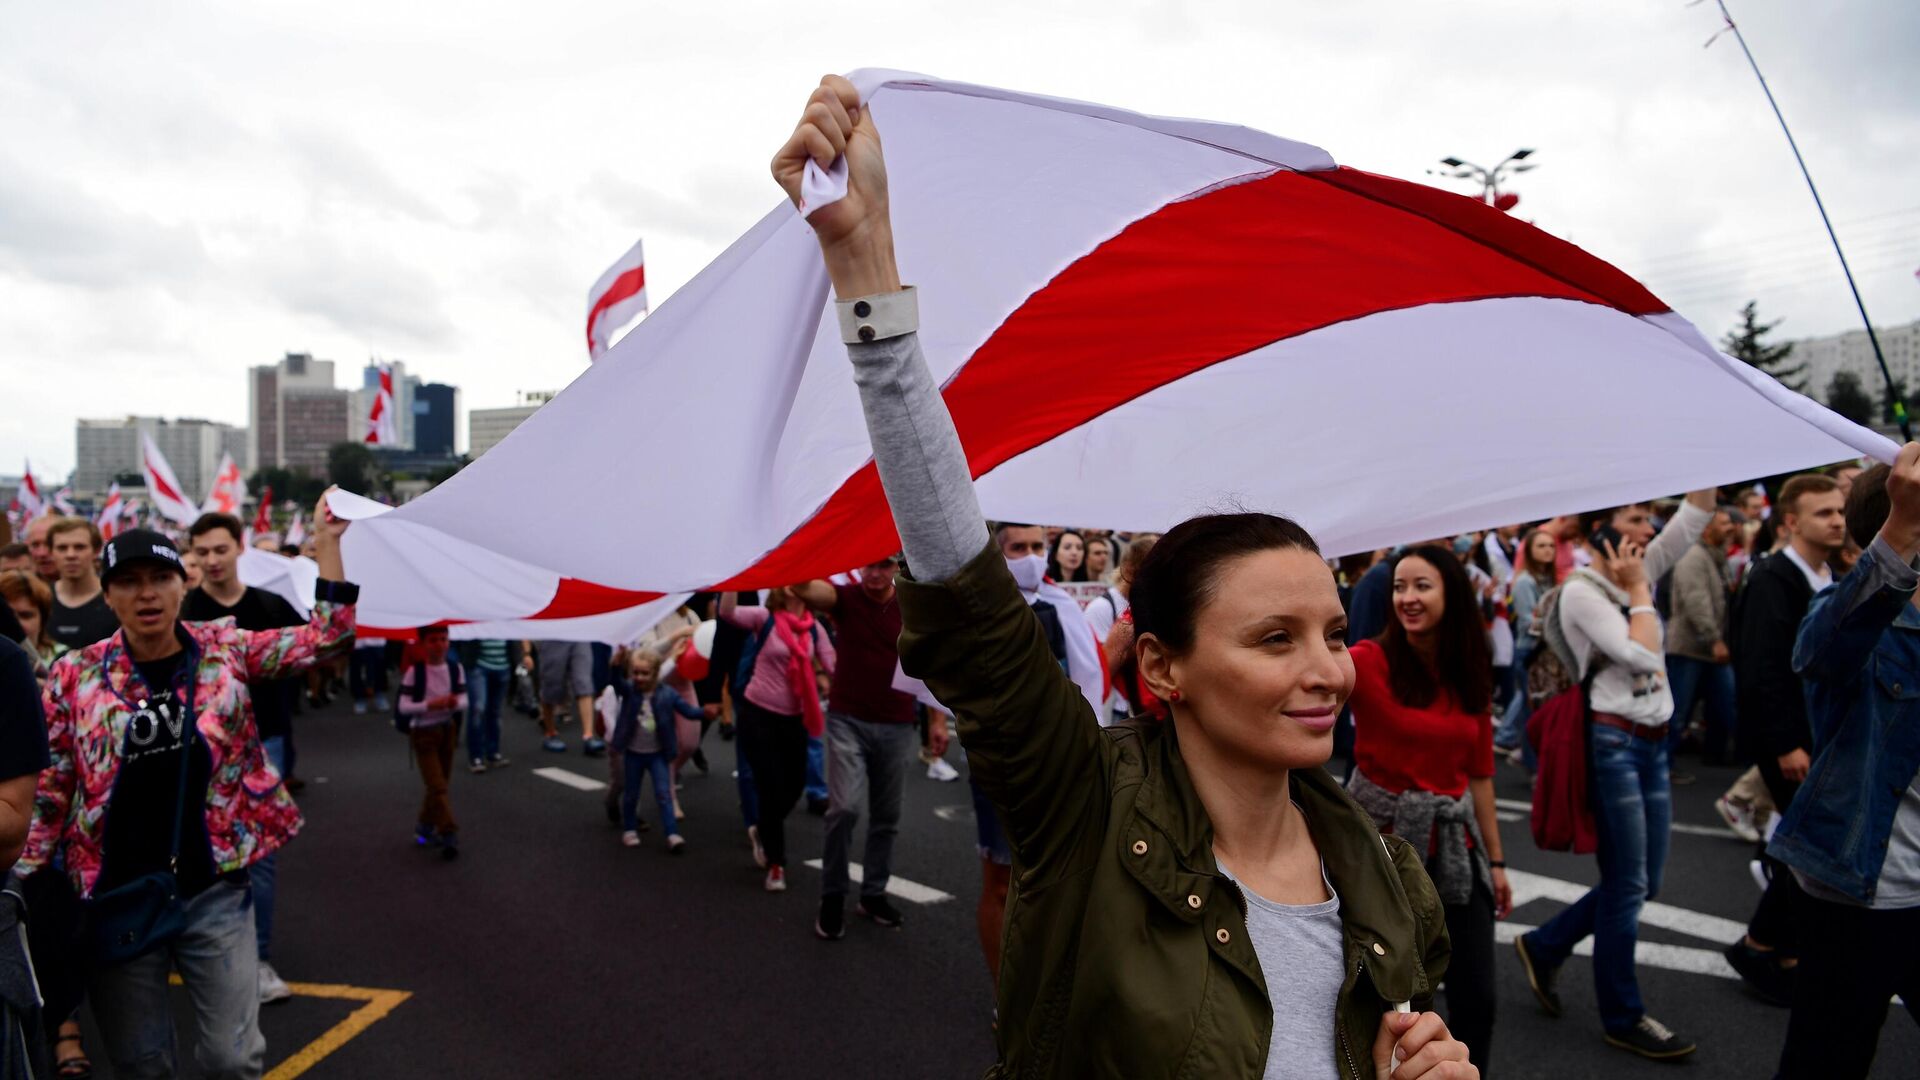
[{"xmin": 1006, "ymin": 554, "xmax": 1047, "ymax": 593}]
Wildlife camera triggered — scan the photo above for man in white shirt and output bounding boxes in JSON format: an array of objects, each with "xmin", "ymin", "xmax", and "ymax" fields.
[{"xmin": 1515, "ymin": 488, "xmax": 1716, "ymax": 1062}]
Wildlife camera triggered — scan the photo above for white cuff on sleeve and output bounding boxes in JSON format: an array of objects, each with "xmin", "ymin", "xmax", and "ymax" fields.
[{"xmin": 836, "ymin": 287, "xmax": 918, "ymax": 345}]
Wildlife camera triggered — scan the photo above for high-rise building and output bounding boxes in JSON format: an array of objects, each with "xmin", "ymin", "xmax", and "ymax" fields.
[
  {"xmin": 74, "ymin": 417, "xmax": 246, "ymax": 500},
  {"xmin": 249, "ymin": 352, "xmax": 350, "ymax": 477},
  {"xmin": 1797, "ymin": 319, "xmax": 1920, "ymax": 404},
  {"xmin": 415, "ymin": 383, "xmax": 461, "ymax": 457},
  {"xmin": 469, "ymin": 391, "xmax": 557, "ymax": 458}
]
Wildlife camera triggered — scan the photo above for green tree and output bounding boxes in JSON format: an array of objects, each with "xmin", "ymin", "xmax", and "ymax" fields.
[
  {"xmin": 326, "ymin": 442, "xmax": 378, "ymax": 494},
  {"xmin": 1883, "ymin": 377, "xmax": 1910, "ymax": 426},
  {"xmin": 248, "ymin": 468, "xmax": 324, "ymax": 506},
  {"xmin": 1824, "ymin": 369, "xmax": 1875, "ymax": 425},
  {"xmin": 427, "ymin": 457, "xmax": 470, "ymax": 488},
  {"xmin": 1722, "ymin": 300, "xmax": 1806, "ymax": 395}
]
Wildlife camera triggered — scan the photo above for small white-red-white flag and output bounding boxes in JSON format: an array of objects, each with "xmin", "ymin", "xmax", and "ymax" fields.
[
  {"xmin": 284, "ymin": 509, "xmax": 307, "ymax": 548},
  {"xmin": 202, "ymin": 452, "xmax": 245, "ymax": 516},
  {"xmin": 96, "ymin": 483, "xmax": 127, "ymax": 541},
  {"xmin": 12, "ymin": 461, "xmax": 43, "ymax": 521},
  {"xmin": 364, "ymin": 365, "xmax": 398, "ymax": 446},
  {"xmin": 142, "ymin": 432, "xmax": 201, "ymax": 527},
  {"xmin": 586, "ymin": 239, "xmax": 648, "ymax": 361},
  {"xmin": 51, "ymin": 487, "xmax": 77, "ymax": 516}
]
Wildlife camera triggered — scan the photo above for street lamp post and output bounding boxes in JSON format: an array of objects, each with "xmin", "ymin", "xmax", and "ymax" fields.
[{"xmin": 1429, "ymin": 148, "xmax": 1537, "ymax": 212}]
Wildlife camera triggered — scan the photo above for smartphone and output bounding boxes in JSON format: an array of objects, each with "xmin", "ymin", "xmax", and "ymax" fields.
[{"xmin": 1590, "ymin": 522, "xmax": 1627, "ymax": 555}]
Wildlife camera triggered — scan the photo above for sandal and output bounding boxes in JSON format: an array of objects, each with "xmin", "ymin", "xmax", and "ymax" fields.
[{"xmin": 56, "ymin": 1032, "xmax": 93, "ymax": 1079}]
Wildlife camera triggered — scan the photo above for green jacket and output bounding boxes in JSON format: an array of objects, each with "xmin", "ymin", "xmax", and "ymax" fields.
[{"xmin": 897, "ymin": 542, "xmax": 1450, "ymax": 1079}]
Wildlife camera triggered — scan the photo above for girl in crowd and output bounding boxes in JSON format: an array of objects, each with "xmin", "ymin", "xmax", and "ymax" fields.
[
  {"xmin": 1346, "ymin": 545, "xmax": 1511, "ymax": 1071},
  {"xmin": 1, "ymin": 570, "xmax": 65, "ymax": 679},
  {"xmin": 635, "ymin": 604, "xmax": 703, "ymax": 819},
  {"xmin": 608, "ymin": 650, "xmax": 708, "ymax": 852},
  {"xmin": 1046, "ymin": 528, "xmax": 1089, "ymax": 582},
  {"xmin": 772, "ymin": 76, "xmax": 1473, "ymax": 1078},
  {"xmin": 718, "ymin": 586, "xmax": 836, "ymax": 891},
  {"xmin": 1494, "ymin": 529, "xmax": 1558, "ymax": 756}
]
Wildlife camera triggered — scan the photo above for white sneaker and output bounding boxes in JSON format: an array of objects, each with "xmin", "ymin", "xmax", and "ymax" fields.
[
  {"xmin": 259, "ymin": 963, "xmax": 293, "ymax": 1005},
  {"xmin": 622, "ymin": 830, "xmax": 642, "ymax": 847},
  {"xmin": 1716, "ymin": 796, "xmax": 1762, "ymax": 843},
  {"xmin": 764, "ymin": 865, "xmax": 787, "ymax": 891},
  {"xmin": 748, "ymin": 825, "xmax": 767, "ymax": 869},
  {"xmin": 1750, "ymin": 858, "xmax": 1769, "ymax": 893},
  {"xmin": 926, "ymin": 758, "xmax": 961, "ymax": 782}
]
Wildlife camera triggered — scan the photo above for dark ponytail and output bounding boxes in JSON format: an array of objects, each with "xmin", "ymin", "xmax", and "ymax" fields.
[{"xmin": 1130, "ymin": 513, "xmax": 1322, "ymax": 654}]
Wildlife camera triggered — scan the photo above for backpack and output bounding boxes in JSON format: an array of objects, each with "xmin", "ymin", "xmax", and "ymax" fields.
[
  {"xmin": 394, "ymin": 657, "xmax": 466, "ymax": 734},
  {"xmin": 733, "ymin": 617, "xmax": 823, "ymax": 692}
]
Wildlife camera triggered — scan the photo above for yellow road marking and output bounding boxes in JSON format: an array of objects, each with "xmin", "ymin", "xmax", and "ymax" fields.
[
  {"xmin": 165, "ymin": 974, "xmax": 411, "ymax": 1078},
  {"xmin": 265, "ymin": 982, "xmax": 413, "ymax": 1079}
]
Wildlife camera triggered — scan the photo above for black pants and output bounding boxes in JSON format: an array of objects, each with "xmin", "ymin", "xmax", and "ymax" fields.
[
  {"xmin": 1441, "ymin": 880, "xmax": 1496, "ymax": 1076},
  {"xmin": 1776, "ymin": 891, "xmax": 1920, "ymax": 1078},
  {"xmin": 736, "ymin": 699, "xmax": 810, "ymax": 868},
  {"xmin": 1749, "ymin": 757, "xmax": 1806, "ymax": 951}
]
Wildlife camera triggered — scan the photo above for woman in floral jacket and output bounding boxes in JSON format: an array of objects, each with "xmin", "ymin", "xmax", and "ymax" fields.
[{"xmin": 20, "ymin": 493, "xmax": 355, "ymax": 1080}]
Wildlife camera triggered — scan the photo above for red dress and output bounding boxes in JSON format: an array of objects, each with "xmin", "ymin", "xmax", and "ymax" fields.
[{"xmin": 1347, "ymin": 639, "xmax": 1494, "ymax": 798}]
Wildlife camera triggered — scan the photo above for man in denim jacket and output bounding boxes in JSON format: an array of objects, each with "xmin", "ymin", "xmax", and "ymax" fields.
[{"xmin": 1773, "ymin": 444, "xmax": 1920, "ymax": 1078}]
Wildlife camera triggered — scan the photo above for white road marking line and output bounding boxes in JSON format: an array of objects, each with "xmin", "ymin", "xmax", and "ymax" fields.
[
  {"xmin": 532, "ymin": 766, "xmax": 608, "ymax": 792},
  {"xmin": 1505, "ymin": 868, "xmax": 1749, "ymax": 942},
  {"xmin": 1496, "ymin": 922, "xmax": 1738, "ymax": 979},
  {"xmin": 801, "ymin": 859, "xmax": 955, "ymax": 905},
  {"xmin": 1494, "ymin": 798, "xmax": 1740, "ymax": 842}
]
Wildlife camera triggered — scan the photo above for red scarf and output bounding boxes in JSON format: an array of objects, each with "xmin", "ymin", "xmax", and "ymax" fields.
[{"xmin": 774, "ymin": 609, "xmax": 825, "ymax": 738}]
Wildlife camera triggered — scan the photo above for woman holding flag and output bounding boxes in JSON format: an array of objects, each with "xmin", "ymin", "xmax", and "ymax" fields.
[{"xmin": 771, "ymin": 76, "xmax": 1474, "ymax": 1079}]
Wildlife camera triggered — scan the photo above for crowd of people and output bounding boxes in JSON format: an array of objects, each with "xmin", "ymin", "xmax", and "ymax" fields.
[{"xmin": 0, "ymin": 73, "xmax": 1914, "ymax": 1080}]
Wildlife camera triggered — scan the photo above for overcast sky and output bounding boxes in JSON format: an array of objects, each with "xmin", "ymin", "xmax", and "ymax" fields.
[{"xmin": 3, "ymin": 0, "xmax": 1916, "ymax": 479}]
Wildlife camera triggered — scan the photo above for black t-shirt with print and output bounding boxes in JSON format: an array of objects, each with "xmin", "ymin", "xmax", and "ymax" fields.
[
  {"xmin": 94, "ymin": 650, "xmax": 221, "ymax": 898},
  {"xmin": 50, "ymin": 592, "xmax": 119, "ymax": 650},
  {"xmin": 0, "ymin": 636, "xmax": 51, "ymax": 783}
]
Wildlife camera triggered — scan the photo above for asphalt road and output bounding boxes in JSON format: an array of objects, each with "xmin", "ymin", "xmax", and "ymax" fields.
[{"xmin": 77, "ymin": 698, "xmax": 1920, "ymax": 1079}]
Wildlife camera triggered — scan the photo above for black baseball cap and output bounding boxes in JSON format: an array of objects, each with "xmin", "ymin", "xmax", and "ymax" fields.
[{"xmin": 100, "ymin": 529, "xmax": 187, "ymax": 586}]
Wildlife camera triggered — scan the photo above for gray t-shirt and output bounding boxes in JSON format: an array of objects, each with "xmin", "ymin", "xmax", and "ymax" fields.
[
  {"xmin": 1219, "ymin": 858, "xmax": 1346, "ymax": 1080},
  {"xmin": 626, "ymin": 695, "xmax": 660, "ymax": 755}
]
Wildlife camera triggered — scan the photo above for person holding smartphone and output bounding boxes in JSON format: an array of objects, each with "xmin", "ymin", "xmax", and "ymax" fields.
[{"xmin": 1513, "ymin": 493, "xmax": 1715, "ymax": 1061}]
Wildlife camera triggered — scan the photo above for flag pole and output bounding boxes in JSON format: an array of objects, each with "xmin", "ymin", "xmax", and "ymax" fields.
[{"xmin": 1711, "ymin": 0, "xmax": 1908, "ymax": 440}]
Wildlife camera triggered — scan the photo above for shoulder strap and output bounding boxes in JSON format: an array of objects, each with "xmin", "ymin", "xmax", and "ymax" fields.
[
  {"xmin": 167, "ymin": 643, "xmax": 201, "ymax": 869},
  {"xmin": 408, "ymin": 662, "xmax": 429, "ymax": 702}
]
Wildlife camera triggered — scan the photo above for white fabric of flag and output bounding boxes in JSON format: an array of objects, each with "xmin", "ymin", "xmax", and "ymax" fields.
[
  {"xmin": 201, "ymin": 453, "xmax": 245, "ymax": 516},
  {"xmin": 326, "ymin": 69, "xmax": 1895, "ymax": 640}
]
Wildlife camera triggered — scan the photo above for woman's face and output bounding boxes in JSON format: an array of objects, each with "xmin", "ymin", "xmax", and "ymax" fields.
[
  {"xmin": 1392, "ymin": 555, "xmax": 1446, "ymax": 636},
  {"xmin": 7, "ymin": 599, "xmax": 39, "ymax": 644},
  {"xmin": 1147, "ymin": 548, "xmax": 1352, "ymax": 772},
  {"xmin": 1527, "ymin": 532, "xmax": 1556, "ymax": 567},
  {"xmin": 1086, "ymin": 539, "xmax": 1110, "ymax": 576},
  {"xmin": 1055, "ymin": 533, "xmax": 1084, "ymax": 572}
]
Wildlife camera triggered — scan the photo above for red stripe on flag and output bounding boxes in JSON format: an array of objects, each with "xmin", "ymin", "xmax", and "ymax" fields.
[
  {"xmin": 586, "ymin": 266, "xmax": 647, "ymax": 352},
  {"xmin": 711, "ymin": 167, "xmax": 1670, "ymax": 588}
]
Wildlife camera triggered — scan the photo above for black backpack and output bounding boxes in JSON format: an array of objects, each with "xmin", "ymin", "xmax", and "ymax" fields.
[{"xmin": 394, "ymin": 657, "xmax": 466, "ymax": 734}]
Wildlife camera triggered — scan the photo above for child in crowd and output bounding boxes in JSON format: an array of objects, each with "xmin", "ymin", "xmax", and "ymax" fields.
[
  {"xmin": 609, "ymin": 650, "xmax": 711, "ymax": 851},
  {"xmin": 397, "ymin": 625, "xmax": 467, "ymax": 859}
]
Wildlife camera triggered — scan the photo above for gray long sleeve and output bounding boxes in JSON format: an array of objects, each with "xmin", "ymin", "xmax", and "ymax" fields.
[{"xmin": 845, "ymin": 331, "xmax": 989, "ymax": 583}]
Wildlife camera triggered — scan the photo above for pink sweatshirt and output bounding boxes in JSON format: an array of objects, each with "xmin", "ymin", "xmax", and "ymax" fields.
[{"xmin": 723, "ymin": 607, "xmax": 836, "ymax": 717}]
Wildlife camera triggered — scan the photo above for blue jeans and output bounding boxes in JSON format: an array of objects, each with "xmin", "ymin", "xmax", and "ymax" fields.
[
  {"xmin": 250, "ymin": 734, "xmax": 288, "ymax": 962},
  {"xmin": 806, "ymin": 733, "xmax": 829, "ymax": 802},
  {"xmin": 89, "ymin": 880, "xmax": 265, "ymax": 1079},
  {"xmin": 467, "ymin": 666, "xmax": 510, "ymax": 762},
  {"xmin": 1494, "ymin": 641, "xmax": 1535, "ymax": 751},
  {"xmin": 1525, "ymin": 723, "xmax": 1672, "ymax": 1033},
  {"xmin": 622, "ymin": 751, "xmax": 678, "ymax": 837},
  {"xmin": 1664, "ymin": 654, "xmax": 1735, "ymax": 762}
]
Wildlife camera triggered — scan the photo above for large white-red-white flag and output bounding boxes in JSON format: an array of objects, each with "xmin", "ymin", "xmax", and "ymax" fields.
[
  {"xmin": 142, "ymin": 432, "xmax": 201, "ymax": 527},
  {"xmin": 364, "ymin": 366, "xmax": 398, "ymax": 446},
  {"xmin": 202, "ymin": 452, "xmax": 245, "ymax": 516},
  {"xmin": 585, "ymin": 239, "xmax": 648, "ymax": 362},
  {"xmin": 324, "ymin": 70, "xmax": 1896, "ymax": 639}
]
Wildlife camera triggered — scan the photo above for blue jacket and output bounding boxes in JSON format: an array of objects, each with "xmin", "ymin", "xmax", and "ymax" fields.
[
  {"xmin": 1774, "ymin": 538, "xmax": 1920, "ymax": 903},
  {"xmin": 606, "ymin": 680, "xmax": 702, "ymax": 759}
]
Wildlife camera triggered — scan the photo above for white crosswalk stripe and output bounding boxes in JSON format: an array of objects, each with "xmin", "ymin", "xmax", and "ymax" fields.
[{"xmin": 802, "ymin": 860, "xmax": 956, "ymax": 905}]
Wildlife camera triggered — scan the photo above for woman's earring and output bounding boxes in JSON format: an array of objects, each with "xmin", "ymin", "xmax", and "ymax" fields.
[{"xmin": 1169, "ymin": 689, "xmax": 1182, "ymax": 703}]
